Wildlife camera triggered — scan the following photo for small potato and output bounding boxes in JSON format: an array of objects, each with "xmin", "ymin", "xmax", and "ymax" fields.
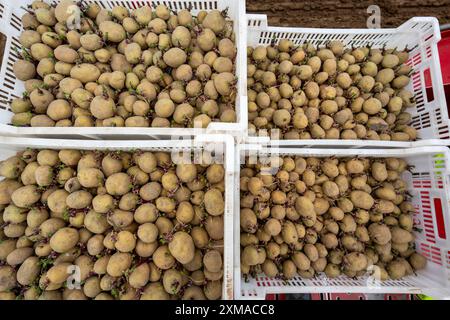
[
  {"xmin": 70, "ymin": 63, "xmax": 101, "ymax": 84},
  {"xmin": 264, "ymin": 218, "xmax": 282, "ymax": 236},
  {"xmin": 3, "ymin": 205, "xmax": 28, "ymax": 224},
  {"xmin": 391, "ymin": 227, "xmax": 414, "ymax": 244},
  {"xmin": 140, "ymin": 182, "xmax": 162, "ymax": 202},
  {"xmin": 66, "ymin": 190, "xmax": 93, "ymax": 209},
  {"xmin": 0, "ymin": 239, "xmax": 17, "ymax": 261},
  {"xmin": 295, "ymin": 196, "xmax": 317, "ymax": 227},
  {"xmin": 204, "ymin": 188, "xmax": 224, "ymax": 216},
  {"xmin": 371, "ymin": 161, "xmax": 388, "ymax": 182},
  {"xmin": 137, "ymin": 223, "xmax": 158, "ymax": 244},
  {"xmin": 409, "ymin": 253, "xmax": 427, "ymax": 270},
  {"xmin": 47, "ymin": 262, "xmax": 72, "ymax": 284},
  {"xmin": 105, "ymin": 172, "xmax": 132, "ymax": 196},
  {"xmin": 205, "ymin": 216, "xmax": 224, "ymax": 241},
  {"xmin": 163, "ymin": 47, "xmax": 187, "ymax": 68},
  {"xmin": 153, "ymin": 245, "xmax": 175, "ymax": 270},
  {"xmin": 14, "ymin": 60, "xmax": 37, "ymax": 81},
  {"xmin": 6, "ymin": 247, "xmax": 33, "ymax": 266},
  {"xmin": 107, "ymin": 209, "xmax": 134, "ymax": 229},
  {"xmin": 92, "ymin": 194, "xmax": 114, "ymax": 213},
  {"xmin": 168, "ymin": 232, "xmax": 195, "ymax": 264},
  {"xmin": 84, "ymin": 210, "xmax": 109, "ymax": 234},
  {"xmin": 106, "ymin": 252, "xmax": 132, "ymax": 277},
  {"xmin": 115, "ymin": 230, "xmax": 136, "ymax": 253},
  {"xmin": 387, "ymin": 259, "xmax": 406, "ymax": 279},
  {"xmin": 0, "ymin": 181, "xmax": 21, "ymax": 210},
  {"xmin": 350, "ymin": 190, "xmax": 374, "ymax": 210},
  {"xmin": 134, "ymin": 203, "xmax": 158, "ymax": 224},
  {"xmin": 343, "ymin": 252, "xmax": 368, "ymax": 272},
  {"xmin": 87, "ymin": 235, "xmax": 104, "ymax": 256},
  {"xmin": 129, "ymin": 263, "xmax": 150, "ymax": 289},
  {"xmin": 80, "ymin": 33, "xmax": 103, "ymax": 51},
  {"xmin": 135, "ymin": 152, "xmax": 157, "ymax": 174},
  {"xmin": 292, "ymin": 252, "xmax": 311, "ymax": 271}
]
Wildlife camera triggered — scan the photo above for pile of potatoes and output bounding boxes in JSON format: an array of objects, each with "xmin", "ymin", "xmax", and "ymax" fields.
[
  {"xmin": 0, "ymin": 148, "xmax": 226, "ymax": 300},
  {"xmin": 240, "ymin": 156, "xmax": 427, "ymax": 280},
  {"xmin": 247, "ymin": 39, "xmax": 417, "ymax": 141},
  {"xmin": 11, "ymin": 0, "xmax": 237, "ymax": 128}
]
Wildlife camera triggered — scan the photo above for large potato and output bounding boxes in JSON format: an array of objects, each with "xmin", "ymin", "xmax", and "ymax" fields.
[
  {"xmin": 11, "ymin": 185, "xmax": 41, "ymax": 208},
  {"xmin": 6, "ymin": 247, "xmax": 33, "ymax": 266},
  {"xmin": 70, "ymin": 64, "xmax": 101, "ymax": 83},
  {"xmin": 0, "ymin": 239, "xmax": 17, "ymax": 260},
  {"xmin": 105, "ymin": 172, "xmax": 132, "ymax": 196},
  {"xmin": 204, "ymin": 188, "xmax": 224, "ymax": 216},
  {"xmin": 0, "ymin": 180, "xmax": 22, "ymax": 205},
  {"xmin": 77, "ymin": 168, "xmax": 104, "ymax": 188},
  {"xmin": 39, "ymin": 218, "xmax": 65, "ymax": 238},
  {"xmin": 16, "ymin": 256, "xmax": 40, "ymax": 286},
  {"xmin": 99, "ymin": 21, "xmax": 126, "ymax": 42},
  {"xmin": 106, "ymin": 252, "xmax": 132, "ymax": 277},
  {"xmin": 168, "ymin": 232, "xmax": 195, "ymax": 264},
  {"xmin": 50, "ymin": 227, "xmax": 79, "ymax": 253},
  {"xmin": 66, "ymin": 190, "xmax": 93, "ymax": 209},
  {"xmin": 129, "ymin": 263, "xmax": 150, "ymax": 289},
  {"xmin": 47, "ymin": 189, "xmax": 69, "ymax": 214}
]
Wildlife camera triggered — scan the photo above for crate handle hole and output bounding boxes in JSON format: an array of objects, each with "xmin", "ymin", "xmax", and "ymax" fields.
[
  {"xmin": 423, "ymin": 68, "xmax": 435, "ymax": 102},
  {"xmin": 433, "ymin": 198, "xmax": 447, "ymax": 240},
  {"xmin": 0, "ymin": 32, "xmax": 6, "ymax": 71}
]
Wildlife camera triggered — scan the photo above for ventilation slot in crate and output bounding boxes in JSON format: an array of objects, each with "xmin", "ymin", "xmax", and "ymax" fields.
[
  {"xmin": 412, "ymin": 172, "xmax": 432, "ymax": 189},
  {"xmin": 419, "ymin": 242, "xmax": 443, "ymax": 266},
  {"xmin": 420, "ymin": 191, "xmax": 436, "ymax": 243}
]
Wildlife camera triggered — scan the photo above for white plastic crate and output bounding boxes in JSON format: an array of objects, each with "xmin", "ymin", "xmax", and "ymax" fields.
[
  {"xmin": 0, "ymin": 134, "xmax": 235, "ymax": 300},
  {"xmin": 0, "ymin": 0, "xmax": 247, "ymax": 140},
  {"xmin": 246, "ymin": 14, "xmax": 450, "ymax": 148},
  {"xmin": 234, "ymin": 145, "xmax": 450, "ymax": 299}
]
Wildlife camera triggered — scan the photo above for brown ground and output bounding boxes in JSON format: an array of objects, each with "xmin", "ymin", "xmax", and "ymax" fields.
[
  {"xmin": 247, "ymin": 0, "xmax": 450, "ymax": 28},
  {"xmin": 0, "ymin": 33, "xmax": 5, "ymax": 70},
  {"xmin": 1, "ymin": 1, "xmax": 448, "ymax": 68}
]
